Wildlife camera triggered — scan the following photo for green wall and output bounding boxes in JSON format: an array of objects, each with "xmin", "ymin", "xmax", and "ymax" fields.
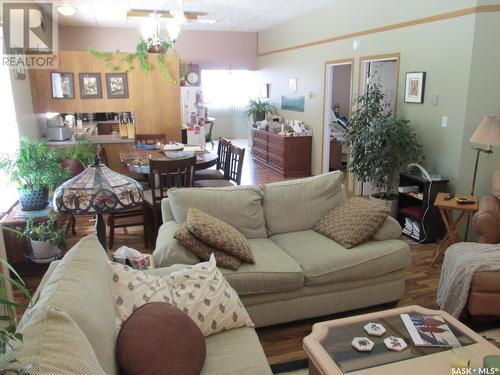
[{"xmin": 257, "ymin": 0, "xmax": 499, "ymax": 197}]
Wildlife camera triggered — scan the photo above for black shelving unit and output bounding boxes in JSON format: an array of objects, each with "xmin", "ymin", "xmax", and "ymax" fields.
[{"xmin": 397, "ymin": 173, "xmax": 449, "ymax": 243}]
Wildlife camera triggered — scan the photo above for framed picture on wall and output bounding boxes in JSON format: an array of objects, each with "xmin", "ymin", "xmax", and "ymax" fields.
[
  {"xmin": 404, "ymin": 72, "xmax": 426, "ymax": 103},
  {"xmin": 51, "ymin": 72, "xmax": 75, "ymax": 99},
  {"xmin": 79, "ymin": 73, "xmax": 102, "ymax": 99},
  {"xmin": 105, "ymin": 73, "xmax": 129, "ymax": 99},
  {"xmin": 260, "ymin": 83, "xmax": 269, "ymax": 98}
]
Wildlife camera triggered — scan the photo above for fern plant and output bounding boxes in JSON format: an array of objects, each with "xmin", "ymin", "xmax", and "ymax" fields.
[{"xmin": 245, "ymin": 99, "xmax": 276, "ymax": 123}]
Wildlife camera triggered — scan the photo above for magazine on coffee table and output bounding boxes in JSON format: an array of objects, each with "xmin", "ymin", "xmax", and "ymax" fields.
[{"xmin": 401, "ymin": 313, "xmax": 461, "ymax": 347}]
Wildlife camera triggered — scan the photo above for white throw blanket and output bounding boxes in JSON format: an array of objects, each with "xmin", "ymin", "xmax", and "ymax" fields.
[{"xmin": 437, "ymin": 242, "xmax": 500, "ymax": 317}]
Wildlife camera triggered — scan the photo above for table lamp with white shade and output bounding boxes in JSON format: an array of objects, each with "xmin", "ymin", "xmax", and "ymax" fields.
[{"xmin": 469, "ymin": 116, "xmax": 500, "ymax": 195}]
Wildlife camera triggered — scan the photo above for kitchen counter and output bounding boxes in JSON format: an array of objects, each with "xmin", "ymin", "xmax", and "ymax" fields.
[{"xmin": 44, "ymin": 135, "xmax": 134, "ymax": 146}]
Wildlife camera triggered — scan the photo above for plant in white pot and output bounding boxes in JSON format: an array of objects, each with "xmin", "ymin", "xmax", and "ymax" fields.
[
  {"xmin": 18, "ymin": 217, "xmax": 67, "ymax": 260},
  {"xmin": 346, "ymin": 81, "xmax": 423, "ymax": 216}
]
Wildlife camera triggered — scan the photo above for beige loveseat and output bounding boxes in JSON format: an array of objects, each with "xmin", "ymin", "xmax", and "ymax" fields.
[
  {"xmin": 154, "ymin": 172, "xmax": 411, "ymax": 327},
  {"xmin": 4, "ymin": 236, "xmax": 272, "ymax": 375}
]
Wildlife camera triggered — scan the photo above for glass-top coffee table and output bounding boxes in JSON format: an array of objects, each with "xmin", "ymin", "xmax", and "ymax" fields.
[{"xmin": 303, "ymin": 305, "xmax": 500, "ymax": 375}]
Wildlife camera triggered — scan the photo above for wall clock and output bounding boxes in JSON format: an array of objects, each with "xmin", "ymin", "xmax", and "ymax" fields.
[{"xmin": 186, "ymin": 71, "xmax": 199, "ymax": 85}]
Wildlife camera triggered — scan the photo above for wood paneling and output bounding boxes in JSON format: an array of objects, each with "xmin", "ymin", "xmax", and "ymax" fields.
[{"xmin": 29, "ymin": 51, "xmax": 181, "ymax": 142}]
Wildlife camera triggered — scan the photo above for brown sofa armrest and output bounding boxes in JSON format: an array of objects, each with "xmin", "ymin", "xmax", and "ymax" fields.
[{"xmin": 472, "ymin": 195, "xmax": 500, "ymax": 244}]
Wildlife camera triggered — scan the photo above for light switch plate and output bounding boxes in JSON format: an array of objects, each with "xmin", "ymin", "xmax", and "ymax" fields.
[
  {"xmin": 431, "ymin": 94, "xmax": 438, "ymax": 105},
  {"xmin": 441, "ymin": 116, "xmax": 448, "ymax": 128},
  {"xmin": 305, "ymin": 91, "xmax": 312, "ymax": 100}
]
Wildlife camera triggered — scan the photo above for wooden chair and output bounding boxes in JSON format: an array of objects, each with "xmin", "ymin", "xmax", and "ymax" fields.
[
  {"xmin": 194, "ymin": 144, "xmax": 245, "ymax": 188},
  {"xmin": 194, "ymin": 138, "xmax": 231, "ymax": 181},
  {"xmin": 135, "ymin": 133, "xmax": 167, "ymax": 145},
  {"xmin": 143, "ymin": 156, "xmax": 196, "ymax": 247}
]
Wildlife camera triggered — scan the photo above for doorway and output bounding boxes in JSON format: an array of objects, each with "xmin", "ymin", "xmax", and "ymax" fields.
[
  {"xmin": 322, "ymin": 60, "xmax": 353, "ymax": 174},
  {"xmin": 354, "ymin": 54, "xmax": 400, "ymax": 195}
]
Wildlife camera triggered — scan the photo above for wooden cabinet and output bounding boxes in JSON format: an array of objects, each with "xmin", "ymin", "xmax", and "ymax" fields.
[
  {"xmin": 329, "ymin": 138, "xmax": 342, "ymax": 171},
  {"xmin": 251, "ymin": 129, "xmax": 311, "ymax": 177}
]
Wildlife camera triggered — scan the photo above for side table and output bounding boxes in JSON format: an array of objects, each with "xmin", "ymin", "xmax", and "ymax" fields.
[{"xmin": 431, "ymin": 192, "xmax": 478, "ymax": 266}]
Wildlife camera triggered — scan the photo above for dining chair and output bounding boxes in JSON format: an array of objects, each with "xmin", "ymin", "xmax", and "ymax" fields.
[
  {"xmin": 135, "ymin": 133, "xmax": 167, "ymax": 145},
  {"xmin": 194, "ymin": 137, "xmax": 231, "ymax": 181},
  {"xmin": 194, "ymin": 144, "xmax": 245, "ymax": 188},
  {"xmin": 143, "ymin": 156, "xmax": 196, "ymax": 247}
]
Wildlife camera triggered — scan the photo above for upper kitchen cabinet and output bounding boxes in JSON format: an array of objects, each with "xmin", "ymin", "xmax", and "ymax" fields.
[{"xmin": 29, "ymin": 51, "xmax": 181, "ymax": 142}]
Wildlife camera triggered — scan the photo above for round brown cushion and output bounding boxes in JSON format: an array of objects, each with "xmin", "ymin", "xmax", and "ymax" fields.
[{"xmin": 116, "ymin": 302, "xmax": 206, "ymax": 375}]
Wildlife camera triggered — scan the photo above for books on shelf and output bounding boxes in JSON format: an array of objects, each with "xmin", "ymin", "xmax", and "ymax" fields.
[
  {"xmin": 402, "ymin": 217, "xmax": 421, "ymax": 240},
  {"xmin": 401, "ymin": 313, "xmax": 460, "ymax": 347}
]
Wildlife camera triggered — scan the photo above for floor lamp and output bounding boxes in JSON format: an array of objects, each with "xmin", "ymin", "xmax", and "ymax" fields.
[
  {"xmin": 53, "ymin": 154, "xmax": 144, "ymax": 251},
  {"xmin": 466, "ymin": 116, "xmax": 500, "ymax": 239}
]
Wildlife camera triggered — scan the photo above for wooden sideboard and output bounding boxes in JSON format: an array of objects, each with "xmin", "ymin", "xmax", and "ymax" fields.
[{"xmin": 251, "ymin": 129, "xmax": 311, "ymax": 177}]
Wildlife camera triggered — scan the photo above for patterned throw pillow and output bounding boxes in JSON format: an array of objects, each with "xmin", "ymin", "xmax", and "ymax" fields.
[
  {"xmin": 174, "ymin": 223, "xmax": 242, "ymax": 270},
  {"xmin": 108, "ymin": 262, "xmax": 174, "ymax": 329},
  {"xmin": 186, "ymin": 207, "xmax": 254, "ymax": 263},
  {"xmin": 167, "ymin": 254, "xmax": 254, "ymax": 336},
  {"xmin": 108, "ymin": 256, "xmax": 253, "ymax": 337},
  {"xmin": 314, "ymin": 197, "xmax": 390, "ymax": 248}
]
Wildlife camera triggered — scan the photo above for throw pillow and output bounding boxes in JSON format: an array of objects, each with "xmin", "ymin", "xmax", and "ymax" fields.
[
  {"xmin": 167, "ymin": 254, "xmax": 254, "ymax": 337},
  {"xmin": 186, "ymin": 207, "xmax": 254, "ymax": 263},
  {"xmin": 116, "ymin": 302, "xmax": 205, "ymax": 375},
  {"xmin": 314, "ymin": 197, "xmax": 389, "ymax": 248},
  {"xmin": 174, "ymin": 223, "xmax": 242, "ymax": 270},
  {"xmin": 108, "ymin": 262, "xmax": 174, "ymax": 329}
]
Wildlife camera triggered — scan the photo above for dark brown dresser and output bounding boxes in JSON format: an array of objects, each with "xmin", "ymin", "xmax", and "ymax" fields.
[{"xmin": 251, "ymin": 128, "xmax": 312, "ymax": 177}]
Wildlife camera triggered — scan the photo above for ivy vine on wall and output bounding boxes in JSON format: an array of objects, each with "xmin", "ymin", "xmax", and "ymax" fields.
[{"xmin": 88, "ymin": 39, "xmax": 179, "ymax": 83}]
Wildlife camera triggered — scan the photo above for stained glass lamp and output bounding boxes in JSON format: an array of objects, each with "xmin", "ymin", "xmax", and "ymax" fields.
[{"xmin": 53, "ymin": 155, "xmax": 144, "ymax": 250}]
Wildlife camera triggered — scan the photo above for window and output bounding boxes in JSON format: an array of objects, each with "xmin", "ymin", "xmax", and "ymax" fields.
[
  {"xmin": 201, "ymin": 70, "xmax": 259, "ymax": 107},
  {"xmin": 0, "ymin": 27, "xmax": 21, "ymax": 213}
]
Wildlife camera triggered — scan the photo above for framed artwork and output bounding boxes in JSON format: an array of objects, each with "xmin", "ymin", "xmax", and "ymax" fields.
[
  {"xmin": 404, "ymin": 72, "xmax": 426, "ymax": 103},
  {"xmin": 106, "ymin": 73, "xmax": 129, "ymax": 99},
  {"xmin": 289, "ymin": 78, "xmax": 297, "ymax": 93},
  {"xmin": 281, "ymin": 95, "xmax": 305, "ymax": 112},
  {"xmin": 51, "ymin": 72, "xmax": 75, "ymax": 99},
  {"xmin": 79, "ymin": 73, "xmax": 102, "ymax": 99}
]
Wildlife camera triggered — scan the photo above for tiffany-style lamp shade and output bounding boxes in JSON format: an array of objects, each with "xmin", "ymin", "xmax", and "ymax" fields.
[{"xmin": 53, "ymin": 156, "xmax": 144, "ymax": 250}]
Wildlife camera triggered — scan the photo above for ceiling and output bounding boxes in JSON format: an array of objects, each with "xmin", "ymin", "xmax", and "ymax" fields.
[{"xmin": 51, "ymin": 0, "xmax": 336, "ymax": 32}]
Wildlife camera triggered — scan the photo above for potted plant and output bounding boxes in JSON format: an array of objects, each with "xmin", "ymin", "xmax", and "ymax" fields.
[
  {"xmin": 0, "ymin": 138, "xmax": 70, "ymax": 211},
  {"xmin": 346, "ymin": 82, "xmax": 423, "ymax": 215},
  {"xmin": 60, "ymin": 135, "xmax": 97, "ymax": 176},
  {"xmin": 17, "ymin": 217, "xmax": 67, "ymax": 260},
  {"xmin": 0, "ymin": 257, "xmax": 33, "ymax": 374},
  {"xmin": 245, "ymin": 98, "xmax": 276, "ymax": 123}
]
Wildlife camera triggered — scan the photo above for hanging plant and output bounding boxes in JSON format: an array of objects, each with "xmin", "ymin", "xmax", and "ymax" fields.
[{"xmin": 88, "ymin": 39, "xmax": 179, "ymax": 83}]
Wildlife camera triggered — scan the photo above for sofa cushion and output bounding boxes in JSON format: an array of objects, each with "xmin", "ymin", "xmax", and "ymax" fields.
[
  {"xmin": 154, "ymin": 222, "xmax": 200, "ymax": 267},
  {"xmin": 314, "ymin": 197, "xmax": 389, "ymax": 248},
  {"xmin": 221, "ymin": 238, "xmax": 304, "ymax": 295},
  {"xmin": 262, "ymin": 172, "xmax": 345, "ymax": 236},
  {"xmin": 471, "ymin": 271, "xmax": 500, "ymax": 293},
  {"xmin": 19, "ymin": 235, "xmax": 119, "ymax": 375},
  {"xmin": 202, "ymin": 327, "xmax": 272, "ymax": 375},
  {"xmin": 271, "ymin": 230, "xmax": 410, "ymax": 286},
  {"xmin": 167, "ymin": 186, "xmax": 267, "ymax": 239},
  {"xmin": 373, "ymin": 216, "xmax": 403, "ymax": 241},
  {"xmin": 116, "ymin": 302, "xmax": 206, "ymax": 375},
  {"xmin": 174, "ymin": 223, "xmax": 242, "ymax": 270},
  {"xmin": 186, "ymin": 207, "xmax": 254, "ymax": 263},
  {"xmin": 1, "ymin": 307, "xmax": 106, "ymax": 375}
]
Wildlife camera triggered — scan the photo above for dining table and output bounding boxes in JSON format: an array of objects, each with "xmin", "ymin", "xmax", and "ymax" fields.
[{"xmin": 119, "ymin": 146, "xmax": 218, "ymax": 174}]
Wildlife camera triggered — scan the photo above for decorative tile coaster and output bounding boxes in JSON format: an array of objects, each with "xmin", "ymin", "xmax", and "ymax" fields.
[
  {"xmin": 363, "ymin": 322, "xmax": 386, "ymax": 337},
  {"xmin": 351, "ymin": 337, "xmax": 374, "ymax": 352},
  {"xmin": 384, "ymin": 336, "xmax": 407, "ymax": 351}
]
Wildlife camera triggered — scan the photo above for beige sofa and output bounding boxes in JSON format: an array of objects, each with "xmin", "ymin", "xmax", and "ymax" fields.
[
  {"xmin": 4, "ymin": 236, "xmax": 272, "ymax": 375},
  {"xmin": 154, "ymin": 172, "xmax": 411, "ymax": 327}
]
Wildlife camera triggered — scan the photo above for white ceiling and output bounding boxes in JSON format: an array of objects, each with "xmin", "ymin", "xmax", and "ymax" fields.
[{"xmin": 52, "ymin": 0, "xmax": 336, "ymax": 32}]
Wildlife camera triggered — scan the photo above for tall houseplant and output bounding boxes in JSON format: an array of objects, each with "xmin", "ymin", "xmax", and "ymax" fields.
[
  {"xmin": 245, "ymin": 99, "xmax": 276, "ymax": 123},
  {"xmin": 0, "ymin": 139, "xmax": 70, "ymax": 211},
  {"xmin": 346, "ymin": 82, "xmax": 423, "ymax": 201}
]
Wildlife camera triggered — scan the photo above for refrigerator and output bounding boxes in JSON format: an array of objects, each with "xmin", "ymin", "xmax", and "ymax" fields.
[{"xmin": 180, "ymin": 86, "xmax": 206, "ymax": 146}]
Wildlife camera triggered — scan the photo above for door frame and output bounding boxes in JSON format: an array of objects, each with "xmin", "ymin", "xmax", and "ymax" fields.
[
  {"xmin": 358, "ymin": 53, "xmax": 401, "ymax": 115},
  {"xmin": 321, "ymin": 58, "xmax": 354, "ymax": 174}
]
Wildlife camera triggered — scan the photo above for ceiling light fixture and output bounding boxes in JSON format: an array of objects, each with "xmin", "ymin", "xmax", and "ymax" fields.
[
  {"xmin": 56, "ymin": 5, "xmax": 77, "ymax": 16},
  {"xmin": 140, "ymin": 10, "xmax": 184, "ymax": 52}
]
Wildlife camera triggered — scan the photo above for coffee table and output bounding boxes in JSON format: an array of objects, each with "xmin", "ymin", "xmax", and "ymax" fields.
[{"xmin": 303, "ymin": 305, "xmax": 500, "ymax": 374}]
